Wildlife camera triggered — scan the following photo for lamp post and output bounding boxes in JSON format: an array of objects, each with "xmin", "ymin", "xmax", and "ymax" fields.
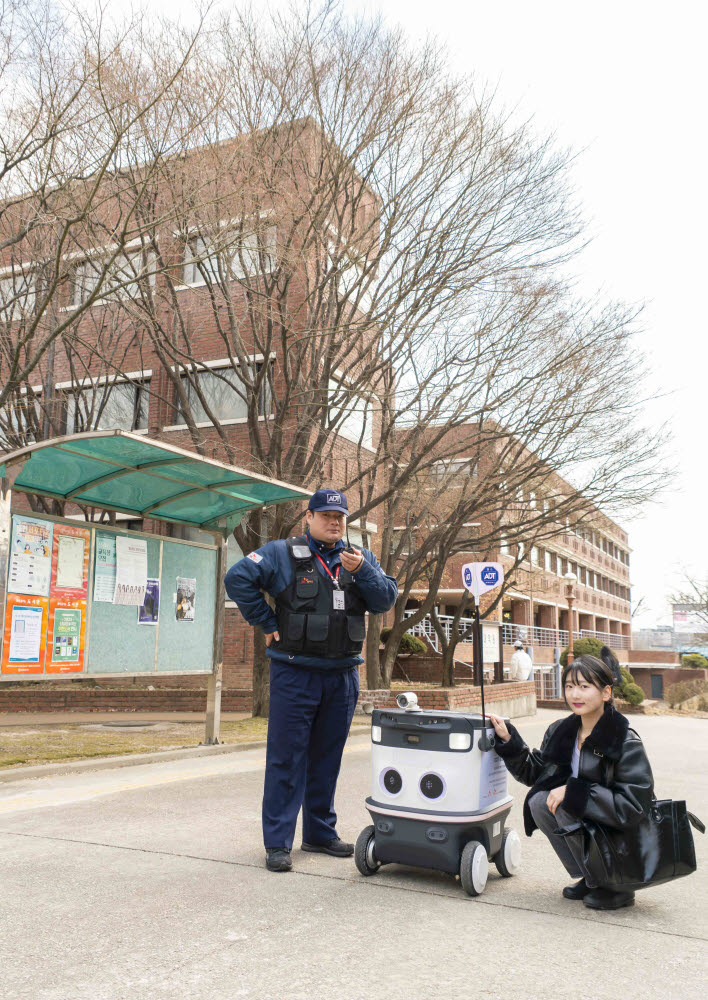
[{"xmin": 564, "ymin": 571, "xmax": 577, "ymax": 664}]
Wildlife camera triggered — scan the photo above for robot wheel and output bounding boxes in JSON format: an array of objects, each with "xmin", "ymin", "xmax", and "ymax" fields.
[
  {"xmin": 354, "ymin": 824, "xmax": 380, "ymax": 876},
  {"xmin": 494, "ymin": 828, "xmax": 522, "ymax": 877},
  {"xmin": 459, "ymin": 840, "xmax": 488, "ymax": 896}
]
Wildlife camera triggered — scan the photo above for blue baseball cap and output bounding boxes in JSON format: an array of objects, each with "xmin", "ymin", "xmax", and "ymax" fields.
[{"xmin": 308, "ymin": 488, "xmax": 349, "ymax": 514}]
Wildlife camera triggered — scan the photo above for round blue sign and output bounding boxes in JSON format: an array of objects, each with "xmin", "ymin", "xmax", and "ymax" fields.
[
  {"xmin": 463, "ymin": 567, "xmax": 472, "ymax": 588},
  {"xmin": 481, "ymin": 565, "xmax": 499, "ymax": 585}
]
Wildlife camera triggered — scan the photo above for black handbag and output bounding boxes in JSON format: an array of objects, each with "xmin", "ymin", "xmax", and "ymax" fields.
[{"xmin": 555, "ymin": 799, "xmax": 705, "ymax": 892}]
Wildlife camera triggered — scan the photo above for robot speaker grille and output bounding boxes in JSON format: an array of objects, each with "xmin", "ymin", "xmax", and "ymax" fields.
[
  {"xmin": 382, "ymin": 768, "xmax": 403, "ymax": 794},
  {"xmin": 419, "ymin": 773, "xmax": 444, "ymax": 799}
]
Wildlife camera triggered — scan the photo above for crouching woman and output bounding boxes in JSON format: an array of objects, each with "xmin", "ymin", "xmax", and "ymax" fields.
[{"xmin": 489, "ymin": 652, "xmax": 654, "ymax": 910}]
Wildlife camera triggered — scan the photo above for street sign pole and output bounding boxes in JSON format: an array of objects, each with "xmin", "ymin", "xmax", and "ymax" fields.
[{"xmin": 460, "ymin": 561, "xmax": 504, "ymax": 752}]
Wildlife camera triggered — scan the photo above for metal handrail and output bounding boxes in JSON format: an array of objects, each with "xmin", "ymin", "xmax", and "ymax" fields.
[{"xmin": 401, "ymin": 612, "xmax": 631, "ymax": 651}]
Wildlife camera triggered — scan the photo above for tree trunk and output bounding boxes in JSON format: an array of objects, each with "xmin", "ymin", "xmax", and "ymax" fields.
[
  {"xmin": 366, "ymin": 613, "xmax": 383, "ymax": 688},
  {"xmin": 252, "ymin": 630, "xmax": 270, "ymax": 717},
  {"xmin": 441, "ymin": 645, "xmax": 455, "ymax": 687}
]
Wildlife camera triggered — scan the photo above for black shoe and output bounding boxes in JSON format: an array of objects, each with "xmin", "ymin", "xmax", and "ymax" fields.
[
  {"xmin": 562, "ymin": 878, "xmax": 592, "ymax": 900},
  {"xmin": 265, "ymin": 848, "xmax": 292, "ymax": 872},
  {"xmin": 583, "ymin": 887, "xmax": 635, "ymax": 910},
  {"xmin": 301, "ymin": 837, "xmax": 354, "ymax": 857}
]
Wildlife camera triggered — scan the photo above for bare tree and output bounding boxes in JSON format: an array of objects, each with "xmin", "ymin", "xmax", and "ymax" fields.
[
  {"xmin": 0, "ymin": 0, "xmax": 214, "ymax": 418},
  {"xmin": 1, "ymin": 3, "xmax": 667, "ymax": 713}
]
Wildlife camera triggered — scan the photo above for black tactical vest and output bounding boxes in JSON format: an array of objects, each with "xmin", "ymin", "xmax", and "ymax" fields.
[{"xmin": 273, "ymin": 535, "xmax": 367, "ymax": 658}]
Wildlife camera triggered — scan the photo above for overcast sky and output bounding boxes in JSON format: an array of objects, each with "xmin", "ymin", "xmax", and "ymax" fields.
[{"xmin": 104, "ymin": 0, "xmax": 706, "ymax": 626}]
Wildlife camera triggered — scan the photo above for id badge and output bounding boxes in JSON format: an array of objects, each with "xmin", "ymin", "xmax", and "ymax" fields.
[{"xmin": 333, "ymin": 590, "xmax": 345, "ymax": 610}]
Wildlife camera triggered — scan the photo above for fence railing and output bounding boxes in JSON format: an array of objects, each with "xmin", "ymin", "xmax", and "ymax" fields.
[{"xmin": 402, "ymin": 612, "xmax": 631, "ymax": 654}]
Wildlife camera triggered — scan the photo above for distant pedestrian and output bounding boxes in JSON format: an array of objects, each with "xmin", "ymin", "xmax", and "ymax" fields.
[
  {"xmin": 489, "ymin": 649, "xmax": 654, "ymax": 911},
  {"xmin": 509, "ymin": 639, "xmax": 533, "ymax": 681}
]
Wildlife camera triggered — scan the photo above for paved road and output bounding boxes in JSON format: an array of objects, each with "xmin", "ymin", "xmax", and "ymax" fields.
[{"xmin": 1, "ymin": 709, "xmax": 706, "ymax": 1000}]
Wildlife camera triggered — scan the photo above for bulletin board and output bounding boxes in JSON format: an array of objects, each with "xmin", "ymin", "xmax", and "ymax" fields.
[{"xmin": 1, "ymin": 513, "xmax": 218, "ymax": 680}]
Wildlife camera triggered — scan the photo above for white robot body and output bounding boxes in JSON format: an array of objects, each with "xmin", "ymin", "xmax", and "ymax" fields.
[{"xmin": 355, "ymin": 700, "xmax": 520, "ymax": 890}]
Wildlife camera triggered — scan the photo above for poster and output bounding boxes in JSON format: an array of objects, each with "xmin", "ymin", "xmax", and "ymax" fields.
[
  {"xmin": 176, "ymin": 577, "xmax": 196, "ymax": 622},
  {"xmin": 8, "ymin": 516, "xmax": 53, "ymax": 596},
  {"xmin": 113, "ymin": 536, "xmax": 148, "ymax": 606},
  {"xmin": 50, "ymin": 607, "xmax": 82, "ymax": 663},
  {"xmin": 52, "ymin": 523, "xmax": 90, "ymax": 599},
  {"xmin": 8, "ymin": 604, "xmax": 45, "ymax": 662},
  {"xmin": 138, "ymin": 579, "xmax": 160, "ymax": 625},
  {"xmin": 46, "ymin": 598, "xmax": 87, "ymax": 673},
  {"xmin": 1, "ymin": 595, "xmax": 48, "ymax": 674},
  {"xmin": 56, "ymin": 535, "xmax": 86, "ymax": 590},
  {"xmin": 93, "ymin": 532, "xmax": 117, "ymax": 602}
]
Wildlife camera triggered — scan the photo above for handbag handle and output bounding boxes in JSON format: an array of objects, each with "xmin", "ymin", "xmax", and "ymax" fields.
[{"xmin": 688, "ymin": 812, "xmax": 706, "ymax": 835}]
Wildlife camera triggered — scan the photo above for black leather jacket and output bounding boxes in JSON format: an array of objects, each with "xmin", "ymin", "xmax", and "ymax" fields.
[{"xmin": 494, "ymin": 705, "xmax": 654, "ymax": 836}]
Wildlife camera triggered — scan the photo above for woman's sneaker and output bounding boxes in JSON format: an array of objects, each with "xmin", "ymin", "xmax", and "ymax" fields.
[
  {"xmin": 583, "ymin": 887, "xmax": 635, "ymax": 910},
  {"xmin": 562, "ymin": 878, "xmax": 592, "ymax": 900}
]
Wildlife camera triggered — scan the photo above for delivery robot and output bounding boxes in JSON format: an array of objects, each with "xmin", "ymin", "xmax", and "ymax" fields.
[{"xmin": 355, "ymin": 692, "xmax": 521, "ymax": 896}]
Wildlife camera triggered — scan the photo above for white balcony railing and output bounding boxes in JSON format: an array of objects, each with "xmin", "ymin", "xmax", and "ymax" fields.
[{"xmin": 401, "ymin": 612, "xmax": 631, "ymax": 652}]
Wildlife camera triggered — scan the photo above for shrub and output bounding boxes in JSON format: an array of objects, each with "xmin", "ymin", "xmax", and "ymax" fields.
[
  {"xmin": 560, "ymin": 638, "xmax": 616, "ymax": 668},
  {"xmin": 665, "ymin": 678, "xmax": 708, "ymax": 708},
  {"xmin": 697, "ymin": 697, "xmax": 708, "ymax": 713},
  {"xmin": 681, "ymin": 653, "xmax": 708, "ymax": 670},
  {"xmin": 621, "ymin": 683, "xmax": 645, "ymax": 706},
  {"xmin": 619, "ymin": 665, "xmax": 635, "ymax": 687},
  {"xmin": 380, "ymin": 628, "xmax": 427, "ymax": 655}
]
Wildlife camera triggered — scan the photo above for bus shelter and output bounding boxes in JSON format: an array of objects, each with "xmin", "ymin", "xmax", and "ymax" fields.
[{"xmin": 0, "ymin": 430, "xmax": 310, "ymax": 742}]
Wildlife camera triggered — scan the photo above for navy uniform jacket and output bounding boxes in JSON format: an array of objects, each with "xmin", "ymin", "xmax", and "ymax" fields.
[{"xmin": 224, "ymin": 531, "xmax": 398, "ymax": 671}]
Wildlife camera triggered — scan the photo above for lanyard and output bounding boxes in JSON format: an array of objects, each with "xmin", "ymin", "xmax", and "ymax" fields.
[{"xmin": 314, "ymin": 553, "xmax": 342, "ymax": 589}]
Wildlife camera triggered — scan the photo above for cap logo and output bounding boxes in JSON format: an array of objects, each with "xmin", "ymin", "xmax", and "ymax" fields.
[{"xmin": 327, "ymin": 493, "xmax": 341, "ymax": 503}]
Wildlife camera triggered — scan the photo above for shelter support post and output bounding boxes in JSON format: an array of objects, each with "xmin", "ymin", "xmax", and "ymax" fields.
[{"xmin": 205, "ymin": 534, "xmax": 227, "ymax": 745}]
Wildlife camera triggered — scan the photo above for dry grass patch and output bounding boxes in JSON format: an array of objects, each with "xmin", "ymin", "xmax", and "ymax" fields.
[{"xmin": 0, "ymin": 717, "xmax": 268, "ymax": 770}]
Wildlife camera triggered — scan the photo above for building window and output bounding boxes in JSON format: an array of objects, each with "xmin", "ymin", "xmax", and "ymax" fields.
[
  {"xmin": 68, "ymin": 259, "xmax": 101, "ymax": 306},
  {"xmin": 328, "ymin": 380, "xmax": 374, "ymax": 450},
  {"xmin": 0, "ymin": 391, "xmax": 42, "ymax": 447},
  {"xmin": 182, "ymin": 226, "xmax": 277, "ymax": 286},
  {"xmin": 531, "ymin": 546, "xmax": 541, "ymax": 566},
  {"xmin": 0, "ymin": 271, "xmax": 36, "ymax": 320},
  {"xmin": 176, "ymin": 363, "xmax": 270, "ymax": 424},
  {"xmin": 431, "ymin": 457, "xmax": 478, "ymax": 483},
  {"xmin": 65, "ymin": 381, "xmax": 149, "ymax": 433}
]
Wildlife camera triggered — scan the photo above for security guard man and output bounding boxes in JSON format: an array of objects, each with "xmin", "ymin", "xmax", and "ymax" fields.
[{"xmin": 224, "ymin": 489, "xmax": 398, "ymax": 872}]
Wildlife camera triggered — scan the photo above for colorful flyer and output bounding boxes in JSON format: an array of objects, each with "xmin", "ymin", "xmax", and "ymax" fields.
[
  {"xmin": 93, "ymin": 532, "xmax": 117, "ymax": 603},
  {"xmin": 113, "ymin": 536, "xmax": 147, "ymax": 606},
  {"xmin": 46, "ymin": 598, "xmax": 87, "ymax": 673},
  {"xmin": 1, "ymin": 594, "xmax": 48, "ymax": 674},
  {"xmin": 138, "ymin": 579, "xmax": 160, "ymax": 625},
  {"xmin": 8, "ymin": 516, "xmax": 53, "ymax": 596},
  {"xmin": 50, "ymin": 607, "xmax": 82, "ymax": 663},
  {"xmin": 175, "ymin": 577, "xmax": 196, "ymax": 622}
]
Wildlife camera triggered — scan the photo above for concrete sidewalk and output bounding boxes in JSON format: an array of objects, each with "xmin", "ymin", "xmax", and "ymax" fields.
[{"xmin": 0, "ymin": 708, "xmax": 706, "ymax": 1000}]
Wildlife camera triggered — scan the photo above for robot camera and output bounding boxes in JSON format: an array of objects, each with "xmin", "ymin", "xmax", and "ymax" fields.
[{"xmin": 396, "ymin": 691, "xmax": 420, "ymax": 711}]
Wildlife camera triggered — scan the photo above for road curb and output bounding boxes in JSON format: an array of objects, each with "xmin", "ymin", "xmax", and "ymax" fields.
[{"xmin": 0, "ymin": 722, "xmax": 373, "ymax": 784}]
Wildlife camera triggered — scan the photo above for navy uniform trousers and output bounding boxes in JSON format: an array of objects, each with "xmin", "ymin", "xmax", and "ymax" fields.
[{"xmin": 263, "ymin": 660, "xmax": 360, "ymax": 850}]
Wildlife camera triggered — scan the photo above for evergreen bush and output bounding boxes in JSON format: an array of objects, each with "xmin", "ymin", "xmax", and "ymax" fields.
[
  {"xmin": 681, "ymin": 653, "xmax": 708, "ymax": 669},
  {"xmin": 380, "ymin": 628, "xmax": 427, "ymax": 655},
  {"xmin": 621, "ymin": 683, "xmax": 645, "ymax": 706},
  {"xmin": 560, "ymin": 637, "xmax": 615, "ymax": 668}
]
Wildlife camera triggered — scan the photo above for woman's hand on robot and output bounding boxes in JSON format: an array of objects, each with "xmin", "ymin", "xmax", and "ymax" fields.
[{"xmin": 488, "ymin": 714, "xmax": 511, "ymax": 743}]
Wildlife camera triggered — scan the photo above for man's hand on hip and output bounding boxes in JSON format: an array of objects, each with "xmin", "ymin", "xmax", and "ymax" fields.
[
  {"xmin": 340, "ymin": 547, "xmax": 364, "ymax": 573},
  {"xmin": 265, "ymin": 631, "xmax": 280, "ymax": 647}
]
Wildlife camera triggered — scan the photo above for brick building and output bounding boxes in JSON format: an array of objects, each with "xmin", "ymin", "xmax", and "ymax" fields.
[{"xmin": 0, "ymin": 120, "xmax": 385, "ymax": 707}]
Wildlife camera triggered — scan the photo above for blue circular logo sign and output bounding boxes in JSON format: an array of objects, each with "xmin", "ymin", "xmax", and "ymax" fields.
[
  {"xmin": 463, "ymin": 567, "xmax": 473, "ymax": 588},
  {"xmin": 481, "ymin": 565, "xmax": 499, "ymax": 586}
]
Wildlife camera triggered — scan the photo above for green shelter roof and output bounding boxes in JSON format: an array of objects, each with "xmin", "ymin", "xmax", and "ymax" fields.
[{"xmin": 0, "ymin": 430, "xmax": 310, "ymax": 534}]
